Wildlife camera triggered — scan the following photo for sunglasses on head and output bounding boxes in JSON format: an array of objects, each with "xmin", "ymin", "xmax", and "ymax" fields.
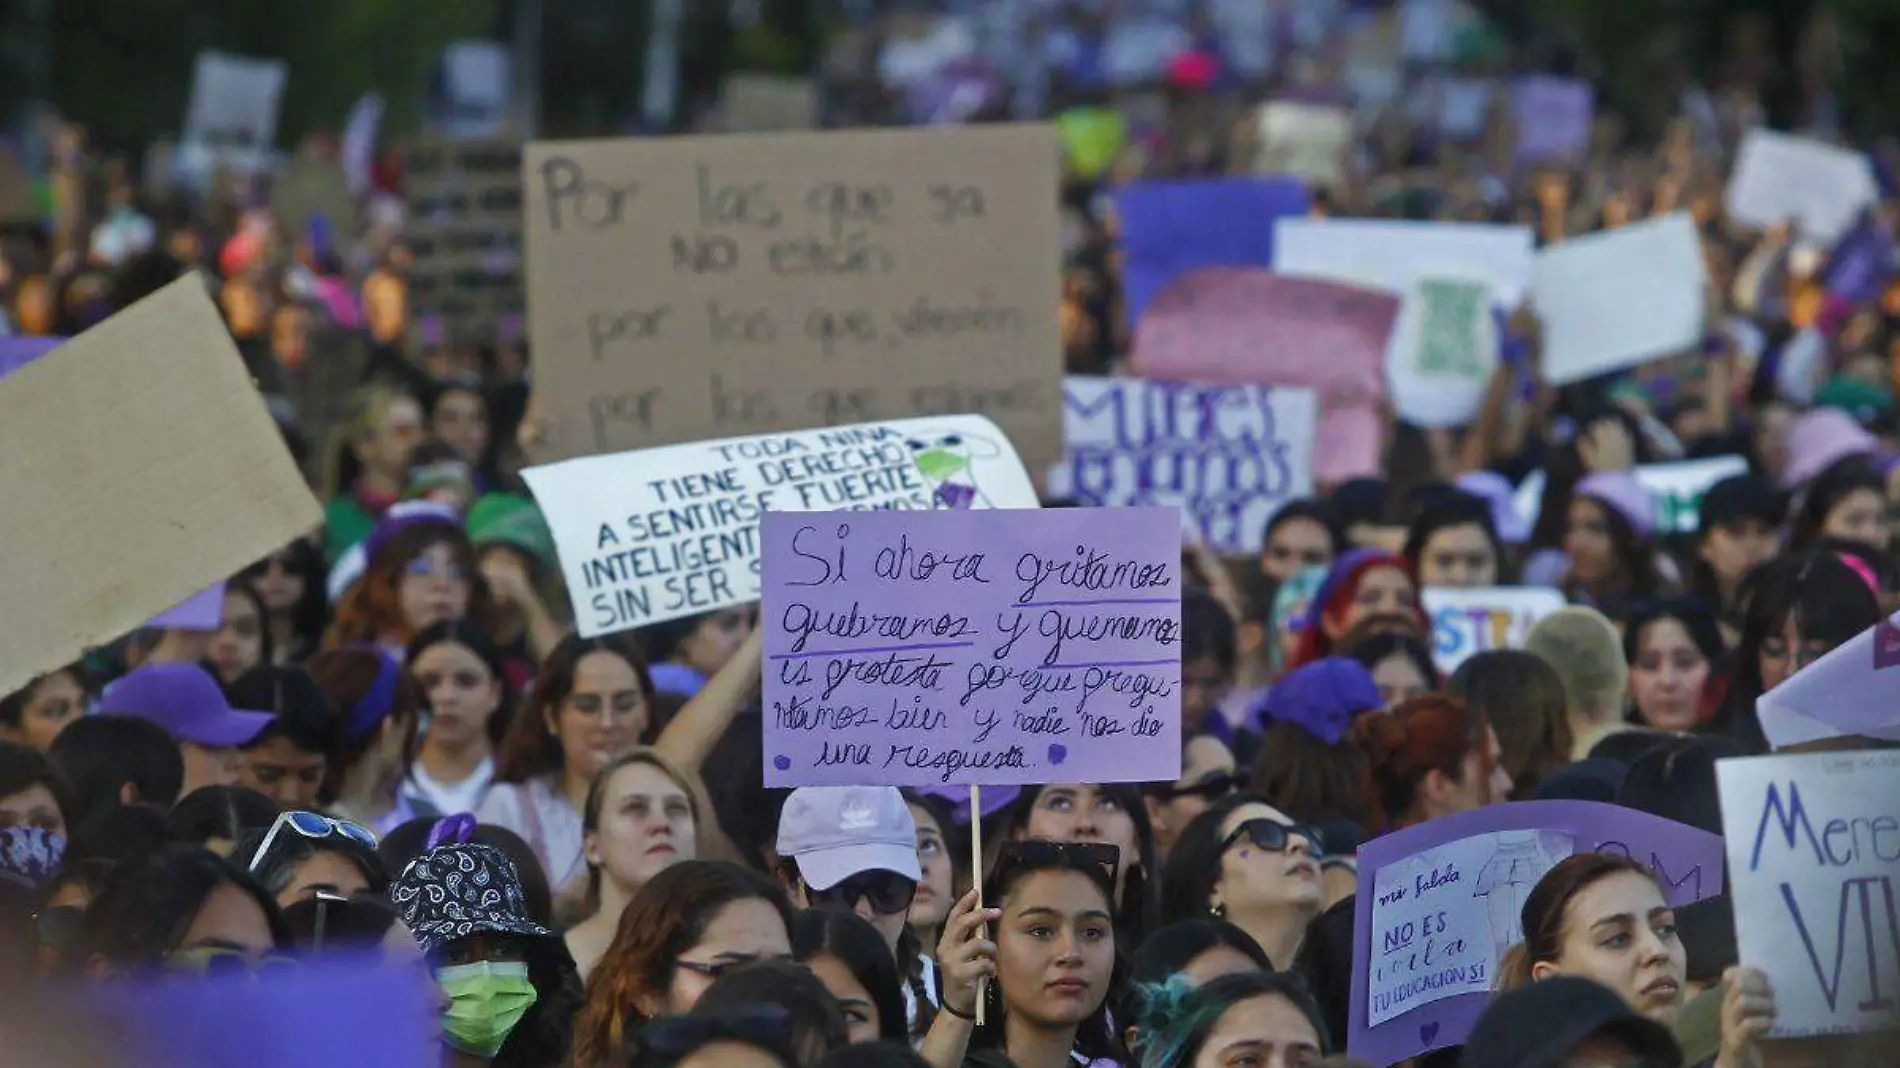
[
  {"xmin": 643, "ymin": 1006, "xmax": 791, "ymax": 1056},
  {"xmin": 994, "ymin": 838, "xmax": 1122, "ymax": 881},
  {"xmin": 1219, "ymin": 818, "xmax": 1323, "ymax": 857},
  {"xmin": 249, "ymin": 811, "xmax": 378, "ymax": 873},
  {"xmin": 675, "ymin": 952, "xmax": 793, "ymax": 981},
  {"xmin": 1152, "ymin": 770, "xmax": 1245, "ymax": 802},
  {"xmin": 807, "ymin": 869, "xmax": 917, "ymax": 915}
]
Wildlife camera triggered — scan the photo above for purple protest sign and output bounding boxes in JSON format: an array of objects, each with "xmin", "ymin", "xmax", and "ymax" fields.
[
  {"xmin": 1116, "ymin": 178, "xmax": 1311, "ymax": 329},
  {"xmin": 1512, "ymin": 76, "xmax": 1594, "ymax": 165},
  {"xmin": 146, "ymin": 581, "xmax": 226, "ymax": 630},
  {"xmin": 0, "ymin": 336, "xmax": 65, "ymax": 380},
  {"xmin": 760, "ymin": 507, "xmax": 1183, "ymax": 787},
  {"xmin": 1349, "ymin": 801, "xmax": 1727, "ymax": 1066}
]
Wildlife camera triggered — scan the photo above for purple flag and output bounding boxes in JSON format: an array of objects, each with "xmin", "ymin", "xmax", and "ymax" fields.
[
  {"xmin": 145, "ymin": 582, "xmax": 226, "ymax": 631},
  {"xmin": 0, "ymin": 336, "xmax": 65, "ymax": 380},
  {"xmin": 1116, "ymin": 178, "xmax": 1311, "ymax": 329},
  {"xmin": 1512, "ymin": 76, "xmax": 1594, "ymax": 164},
  {"xmin": 760, "ymin": 506, "xmax": 1184, "ymax": 787},
  {"xmin": 1349, "ymin": 801, "xmax": 1728, "ymax": 1066}
]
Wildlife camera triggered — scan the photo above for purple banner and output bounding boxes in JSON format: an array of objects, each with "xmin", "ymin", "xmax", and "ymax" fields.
[
  {"xmin": 1823, "ymin": 214, "xmax": 1894, "ymax": 306},
  {"xmin": 760, "ymin": 506, "xmax": 1184, "ymax": 787},
  {"xmin": 1512, "ymin": 76, "xmax": 1594, "ymax": 164},
  {"xmin": 1116, "ymin": 177, "xmax": 1310, "ymax": 329},
  {"xmin": 146, "ymin": 582, "xmax": 226, "ymax": 630},
  {"xmin": 1349, "ymin": 801, "xmax": 1728, "ymax": 1066},
  {"xmin": 0, "ymin": 336, "xmax": 65, "ymax": 380}
]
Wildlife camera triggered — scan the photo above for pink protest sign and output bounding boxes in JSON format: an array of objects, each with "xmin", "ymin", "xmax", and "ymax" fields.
[
  {"xmin": 1129, "ymin": 268, "xmax": 1397, "ymax": 482},
  {"xmin": 1350, "ymin": 801, "xmax": 1728, "ymax": 1066},
  {"xmin": 760, "ymin": 507, "xmax": 1184, "ymax": 787},
  {"xmin": 146, "ymin": 581, "xmax": 226, "ymax": 630}
]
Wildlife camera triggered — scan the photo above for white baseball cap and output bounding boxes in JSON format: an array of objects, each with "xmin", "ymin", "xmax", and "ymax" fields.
[{"xmin": 776, "ymin": 786, "xmax": 921, "ymax": 890}]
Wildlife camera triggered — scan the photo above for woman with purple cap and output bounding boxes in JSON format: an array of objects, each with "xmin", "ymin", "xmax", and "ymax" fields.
[
  {"xmin": 95, "ymin": 663, "xmax": 277, "ymax": 796},
  {"xmin": 327, "ymin": 503, "xmax": 497, "ymax": 659},
  {"xmin": 1555, "ymin": 471, "xmax": 1672, "ymax": 618}
]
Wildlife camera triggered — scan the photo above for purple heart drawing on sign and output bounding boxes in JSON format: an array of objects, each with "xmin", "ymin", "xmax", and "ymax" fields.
[
  {"xmin": 1048, "ymin": 743, "xmax": 1068, "ymax": 765},
  {"xmin": 773, "ymin": 755, "xmax": 791, "ymax": 771},
  {"xmin": 1419, "ymin": 1022, "xmax": 1439, "ymax": 1046}
]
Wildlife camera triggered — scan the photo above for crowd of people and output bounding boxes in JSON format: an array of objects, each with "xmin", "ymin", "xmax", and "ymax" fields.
[{"xmin": 2, "ymin": 3, "xmax": 1899, "ymax": 1068}]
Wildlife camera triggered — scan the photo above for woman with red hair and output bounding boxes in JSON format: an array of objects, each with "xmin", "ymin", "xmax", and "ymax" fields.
[
  {"xmin": 326, "ymin": 507, "xmax": 496, "ymax": 659},
  {"xmin": 1358, "ymin": 694, "xmax": 1513, "ymax": 834},
  {"xmin": 1288, "ymin": 549, "xmax": 1427, "ymax": 669}
]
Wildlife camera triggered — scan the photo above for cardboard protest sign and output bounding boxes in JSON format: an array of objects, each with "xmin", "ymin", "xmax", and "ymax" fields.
[
  {"xmin": 1387, "ymin": 275, "xmax": 1500, "ymax": 428},
  {"xmin": 0, "ymin": 275, "xmax": 322, "ymax": 696},
  {"xmin": 1726, "ymin": 129, "xmax": 1877, "ymax": 247},
  {"xmin": 523, "ymin": 125, "xmax": 1063, "ymax": 473},
  {"xmin": 1254, "ymin": 102, "xmax": 1352, "ymax": 187},
  {"xmin": 180, "ymin": 50, "xmax": 287, "ymax": 174},
  {"xmin": 1350, "ymin": 801, "xmax": 1728, "ymax": 1065},
  {"xmin": 1422, "ymin": 586, "xmax": 1566, "ymax": 674},
  {"xmin": 404, "ymin": 138, "xmax": 523, "ymax": 348},
  {"xmin": 1754, "ymin": 615, "xmax": 1900, "ymax": 749},
  {"xmin": 1129, "ymin": 268, "xmax": 1397, "ymax": 483},
  {"xmin": 1530, "ymin": 211, "xmax": 1708, "ymax": 386},
  {"xmin": 1273, "ymin": 218, "xmax": 1536, "ymax": 309},
  {"xmin": 1050, "ymin": 377, "xmax": 1316, "ymax": 553},
  {"xmin": 523, "ymin": 415, "xmax": 1038, "ymax": 637},
  {"xmin": 1511, "ymin": 76, "xmax": 1593, "ymax": 165},
  {"xmin": 146, "ymin": 582, "xmax": 226, "ymax": 631},
  {"xmin": 1717, "ymin": 750, "xmax": 1900, "ymax": 1038},
  {"xmin": 1116, "ymin": 178, "xmax": 1310, "ymax": 329},
  {"xmin": 760, "ymin": 506, "xmax": 1183, "ymax": 787},
  {"xmin": 720, "ymin": 75, "xmax": 820, "ymax": 132}
]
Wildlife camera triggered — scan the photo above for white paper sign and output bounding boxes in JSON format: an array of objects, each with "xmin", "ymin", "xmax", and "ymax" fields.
[
  {"xmin": 1274, "ymin": 218, "xmax": 1537, "ymax": 308},
  {"xmin": 1726, "ymin": 129, "xmax": 1877, "ymax": 247},
  {"xmin": 1422, "ymin": 587, "xmax": 1567, "ymax": 674},
  {"xmin": 1387, "ymin": 275, "xmax": 1500, "ymax": 427},
  {"xmin": 1367, "ymin": 829, "xmax": 1569, "ymax": 1025},
  {"xmin": 180, "ymin": 51, "xmax": 287, "ymax": 174},
  {"xmin": 1755, "ymin": 614, "xmax": 1900, "ymax": 749},
  {"xmin": 1717, "ymin": 750, "xmax": 1900, "ymax": 1038},
  {"xmin": 1256, "ymin": 102, "xmax": 1353, "ymax": 186},
  {"xmin": 1049, "ymin": 377, "xmax": 1317, "ymax": 553},
  {"xmin": 1531, "ymin": 212, "xmax": 1708, "ymax": 386},
  {"xmin": 1512, "ymin": 456, "xmax": 1749, "ymax": 538},
  {"xmin": 523, "ymin": 415, "xmax": 1039, "ymax": 637}
]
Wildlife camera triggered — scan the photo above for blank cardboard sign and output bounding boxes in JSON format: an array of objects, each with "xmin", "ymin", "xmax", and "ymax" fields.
[
  {"xmin": 0, "ymin": 274, "xmax": 321, "ymax": 694},
  {"xmin": 522, "ymin": 123, "xmax": 1063, "ymax": 472}
]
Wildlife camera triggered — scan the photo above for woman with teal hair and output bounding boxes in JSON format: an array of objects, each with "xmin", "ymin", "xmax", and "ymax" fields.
[{"xmin": 1130, "ymin": 970, "xmax": 1329, "ymax": 1068}]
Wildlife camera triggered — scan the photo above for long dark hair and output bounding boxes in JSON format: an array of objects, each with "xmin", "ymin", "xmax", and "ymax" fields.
[
  {"xmin": 572, "ymin": 860, "xmax": 794, "ymax": 1066},
  {"xmin": 496, "ymin": 632, "xmax": 653, "ymax": 784},
  {"xmin": 236, "ymin": 537, "xmax": 331, "ymax": 661},
  {"xmin": 407, "ymin": 620, "xmax": 515, "ymax": 745},
  {"xmin": 1787, "ymin": 455, "xmax": 1884, "ymax": 553},
  {"xmin": 1565, "ymin": 491, "xmax": 1664, "ymax": 606},
  {"xmin": 1621, "ymin": 599, "xmax": 1724, "ymax": 727},
  {"xmin": 1115, "ymin": 919, "xmax": 1273, "ymax": 1037},
  {"xmin": 1008, "ymin": 783, "xmax": 1159, "ymax": 952},
  {"xmin": 1161, "ymin": 795, "xmax": 1275, "ymax": 931},
  {"xmin": 793, "ymin": 910, "xmax": 908, "ymax": 1043},
  {"xmin": 80, "ymin": 845, "xmax": 289, "ymax": 970},
  {"xmin": 1447, "ymin": 651, "xmax": 1572, "ymax": 799},
  {"xmin": 969, "ymin": 843, "xmax": 1127, "ymax": 1066},
  {"xmin": 1402, "ymin": 494, "xmax": 1507, "ymax": 583}
]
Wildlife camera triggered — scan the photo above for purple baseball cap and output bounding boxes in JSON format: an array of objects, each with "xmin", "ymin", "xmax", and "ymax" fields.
[{"xmin": 96, "ymin": 664, "xmax": 275, "ymax": 747}]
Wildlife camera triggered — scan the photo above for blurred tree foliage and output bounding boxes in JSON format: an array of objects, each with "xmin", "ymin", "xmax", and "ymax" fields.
[{"xmin": 39, "ymin": 0, "xmax": 498, "ymax": 151}]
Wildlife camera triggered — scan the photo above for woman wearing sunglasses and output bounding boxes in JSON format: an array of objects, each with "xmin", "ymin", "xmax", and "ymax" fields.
[
  {"xmin": 1008, "ymin": 783, "xmax": 1160, "ymax": 953},
  {"xmin": 1143, "ymin": 733, "xmax": 1241, "ymax": 861},
  {"xmin": 921, "ymin": 840, "xmax": 1125, "ymax": 1068},
  {"xmin": 390, "ymin": 841, "xmax": 582, "ymax": 1068},
  {"xmin": 77, "ymin": 844, "xmax": 288, "ymax": 979},
  {"xmin": 241, "ymin": 809, "xmax": 389, "ymax": 910},
  {"xmin": 1161, "ymin": 795, "xmax": 1327, "ymax": 972},
  {"xmin": 572, "ymin": 860, "xmax": 795, "ymax": 1067},
  {"xmin": 776, "ymin": 787, "xmax": 921, "ymax": 959}
]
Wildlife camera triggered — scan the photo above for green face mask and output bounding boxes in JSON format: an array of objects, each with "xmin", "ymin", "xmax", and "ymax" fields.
[{"xmin": 437, "ymin": 960, "xmax": 538, "ymax": 1059}]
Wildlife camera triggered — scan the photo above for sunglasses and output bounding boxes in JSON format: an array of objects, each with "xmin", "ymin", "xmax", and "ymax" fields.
[
  {"xmin": 674, "ymin": 952, "xmax": 794, "ymax": 981},
  {"xmin": 167, "ymin": 946, "xmax": 300, "ymax": 979},
  {"xmin": 808, "ymin": 869, "xmax": 917, "ymax": 915},
  {"xmin": 249, "ymin": 810, "xmax": 378, "ymax": 873},
  {"xmin": 1219, "ymin": 818, "xmax": 1324, "ymax": 857},
  {"xmin": 643, "ymin": 1006, "xmax": 790, "ymax": 1056},
  {"xmin": 1152, "ymin": 770, "xmax": 1244, "ymax": 802},
  {"xmin": 993, "ymin": 839, "xmax": 1122, "ymax": 883}
]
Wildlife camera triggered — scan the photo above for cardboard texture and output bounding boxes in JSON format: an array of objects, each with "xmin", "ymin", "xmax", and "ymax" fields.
[
  {"xmin": 522, "ymin": 124, "xmax": 1063, "ymax": 472},
  {"xmin": 720, "ymin": 75, "xmax": 820, "ymax": 132},
  {"xmin": 0, "ymin": 274, "xmax": 322, "ymax": 695},
  {"xmin": 403, "ymin": 138, "xmax": 524, "ymax": 347}
]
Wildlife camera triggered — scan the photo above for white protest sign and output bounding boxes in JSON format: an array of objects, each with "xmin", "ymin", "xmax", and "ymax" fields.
[
  {"xmin": 1531, "ymin": 211, "xmax": 1707, "ymax": 386},
  {"xmin": 1717, "ymin": 750, "xmax": 1900, "ymax": 1038},
  {"xmin": 1274, "ymin": 218, "xmax": 1536, "ymax": 308},
  {"xmin": 1386, "ymin": 275, "xmax": 1499, "ymax": 428},
  {"xmin": 1726, "ymin": 129, "xmax": 1877, "ymax": 247},
  {"xmin": 180, "ymin": 51, "xmax": 287, "ymax": 175},
  {"xmin": 522, "ymin": 414, "xmax": 1039, "ymax": 637},
  {"xmin": 1511, "ymin": 455, "xmax": 1748, "ymax": 537},
  {"xmin": 1755, "ymin": 615, "xmax": 1900, "ymax": 750},
  {"xmin": 1367, "ymin": 828, "xmax": 1567, "ymax": 1025},
  {"xmin": 1422, "ymin": 587, "xmax": 1566, "ymax": 674},
  {"xmin": 1255, "ymin": 102, "xmax": 1353, "ymax": 187},
  {"xmin": 1048, "ymin": 376, "xmax": 1317, "ymax": 554}
]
